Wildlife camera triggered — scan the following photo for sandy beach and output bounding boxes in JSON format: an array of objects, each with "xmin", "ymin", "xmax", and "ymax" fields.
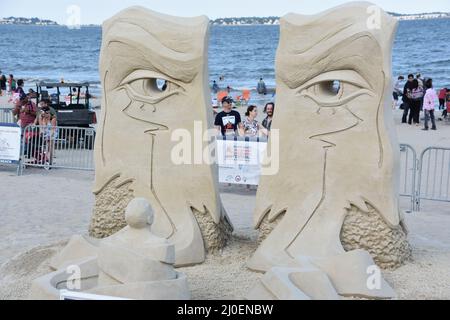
[{"xmin": 1, "ymin": 93, "xmax": 450, "ymax": 299}]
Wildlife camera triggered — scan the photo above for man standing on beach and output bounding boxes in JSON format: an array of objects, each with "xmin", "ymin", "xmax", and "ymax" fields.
[
  {"xmin": 214, "ymin": 96, "xmax": 243, "ymax": 136},
  {"xmin": 212, "ymin": 80, "xmax": 219, "ymax": 94},
  {"xmin": 402, "ymin": 74, "xmax": 415, "ymax": 124},
  {"xmin": 262, "ymin": 102, "xmax": 275, "ymax": 131},
  {"xmin": 393, "ymin": 76, "xmax": 404, "ymax": 109},
  {"xmin": 257, "ymin": 78, "xmax": 267, "ymax": 95}
]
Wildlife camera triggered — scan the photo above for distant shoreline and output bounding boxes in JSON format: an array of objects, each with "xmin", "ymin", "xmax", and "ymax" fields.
[
  {"xmin": 1, "ymin": 12, "xmax": 449, "ymax": 27},
  {"xmin": 1, "ymin": 17, "xmax": 449, "ymax": 29}
]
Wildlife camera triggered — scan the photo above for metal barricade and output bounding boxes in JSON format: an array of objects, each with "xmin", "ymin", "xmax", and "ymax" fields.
[
  {"xmin": 399, "ymin": 144, "xmax": 418, "ymax": 212},
  {"xmin": 15, "ymin": 125, "xmax": 449, "ymax": 213},
  {"xmin": 20, "ymin": 125, "xmax": 95, "ymax": 173},
  {"xmin": 0, "ymin": 108, "xmax": 15, "ymax": 124},
  {"xmin": 417, "ymin": 147, "xmax": 450, "ymax": 210}
]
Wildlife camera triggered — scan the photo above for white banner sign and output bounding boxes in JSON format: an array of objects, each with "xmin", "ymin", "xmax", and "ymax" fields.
[
  {"xmin": 0, "ymin": 124, "xmax": 21, "ymax": 164},
  {"xmin": 217, "ymin": 138, "xmax": 267, "ymax": 186}
]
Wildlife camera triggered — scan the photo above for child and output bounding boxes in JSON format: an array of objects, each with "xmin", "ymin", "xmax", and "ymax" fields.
[{"xmin": 422, "ymin": 79, "xmax": 438, "ymax": 130}]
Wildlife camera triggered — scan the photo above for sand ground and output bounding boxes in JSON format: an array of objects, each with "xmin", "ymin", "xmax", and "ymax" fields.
[{"xmin": 0, "ymin": 97, "xmax": 449, "ymax": 299}]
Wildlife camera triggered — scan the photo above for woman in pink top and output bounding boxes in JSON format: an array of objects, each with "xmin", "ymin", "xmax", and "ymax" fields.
[{"xmin": 422, "ymin": 79, "xmax": 438, "ymax": 131}]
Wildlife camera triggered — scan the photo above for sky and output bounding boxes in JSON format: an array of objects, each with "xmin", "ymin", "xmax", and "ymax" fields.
[{"xmin": 1, "ymin": 0, "xmax": 449, "ymax": 25}]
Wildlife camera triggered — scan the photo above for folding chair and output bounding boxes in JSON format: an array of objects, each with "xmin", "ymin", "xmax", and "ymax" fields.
[
  {"xmin": 235, "ymin": 89, "xmax": 251, "ymax": 106},
  {"xmin": 217, "ymin": 91, "xmax": 228, "ymax": 103}
]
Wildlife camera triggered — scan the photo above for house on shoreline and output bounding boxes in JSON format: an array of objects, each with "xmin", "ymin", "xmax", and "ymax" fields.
[{"xmin": 0, "ymin": 17, "xmax": 58, "ymax": 26}]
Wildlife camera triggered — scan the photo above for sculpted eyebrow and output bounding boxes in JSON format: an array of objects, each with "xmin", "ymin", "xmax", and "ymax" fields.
[
  {"xmin": 287, "ymin": 22, "xmax": 355, "ymax": 55},
  {"xmin": 112, "ymin": 20, "xmax": 198, "ymax": 55},
  {"xmin": 278, "ymin": 32, "xmax": 380, "ymax": 89},
  {"xmin": 104, "ymin": 22, "xmax": 202, "ymax": 83},
  {"xmin": 107, "ymin": 41, "xmax": 200, "ymax": 83}
]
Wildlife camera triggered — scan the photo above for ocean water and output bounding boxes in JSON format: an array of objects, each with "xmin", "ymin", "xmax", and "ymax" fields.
[{"xmin": 0, "ymin": 18, "xmax": 449, "ymax": 95}]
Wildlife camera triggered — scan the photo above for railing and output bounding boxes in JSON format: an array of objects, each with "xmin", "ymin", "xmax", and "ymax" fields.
[
  {"xmin": 12, "ymin": 126, "xmax": 450, "ymax": 212},
  {"xmin": 417, "ymin": 147, "xmax": 450, "ymax": 210},
  {"xmin": 399, "ymin": 144, "xmax": 419, "ymax": 212},
  {"xmin": 20, "ymin": 125, "xmax": 95, "ymax": 174},
  {"xmin": 0, "ymin": 108, "xmax": 15, "ymax": 124},
  {"xmin": 215, "ymin": 142, "xmax": 448, "ymax": 212}
]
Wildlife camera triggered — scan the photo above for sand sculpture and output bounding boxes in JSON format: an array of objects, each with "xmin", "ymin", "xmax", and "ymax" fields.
[
  {"xmin": 89, "ymin": 7, "xmax": 232, "ymax": 266},
  {"xmin": 30, "ymin": 198, "xmax": 190, "ymax": 300},
  {"xmin": 247, "ymin": 2, "xmax": 411, "ymax": 299},
  {"xmin": 31, "ymin": 2, "xmax": 413, "ymax": 300}
]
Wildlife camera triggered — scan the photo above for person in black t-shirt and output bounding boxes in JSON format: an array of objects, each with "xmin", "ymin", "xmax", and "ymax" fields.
[
  {"xmin": 402, "ymin": 74, "xmax": 415, "ymax": 124},
  {"xmin": 214, "ymin": 97, "xmax": 243, "ymax": 136}
]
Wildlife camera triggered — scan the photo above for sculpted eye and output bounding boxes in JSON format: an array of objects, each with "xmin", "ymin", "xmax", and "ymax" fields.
[
  {"xmin": 120, "ymin": 70, "xmax": 184, "ymax": 104},
  {"xmin": 129, "ymin": 78, "xmax": 182, "ymax": 96},
  {"xmin": 297, "ymin": 70, "xmax": 374, "ymax": 107},
  {"xmin": 311, "ymin": 80, "xmax": 342, "ymax": 97}
]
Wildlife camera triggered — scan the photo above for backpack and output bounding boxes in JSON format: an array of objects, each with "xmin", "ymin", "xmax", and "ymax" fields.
[{"xmin": 411, "ymin": 87, "xmax": 424, "ymax": 100}]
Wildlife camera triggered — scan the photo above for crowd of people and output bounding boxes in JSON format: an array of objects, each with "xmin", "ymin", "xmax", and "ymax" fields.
[
  {"xmin": 214, "ymin": 96, "xmax": 274, "ymax": 138},
  {"xmin": 211, "ymin": 76, "xmax": 269, "ymax": 96},
  {"xmin": 4, "ymin": 69, "xmax": 448, "ymax": 139},
  {"xmin": 0, "ymin": 72, "xmax": 58, "ymax": 166},
  {"xmin": 0, "ymin": 75, "xmax": 57, "ymax": 130},
  {"xmin": 393, "ymin": 73, "xmax": 450, "ymax": 131},
  {"xmin": 0, "ymin": 71, "xmax": 18, "ymax": 97},
  {"xmin": 213, "ymin": 72, "xmax": 450, "ymax": 137}
]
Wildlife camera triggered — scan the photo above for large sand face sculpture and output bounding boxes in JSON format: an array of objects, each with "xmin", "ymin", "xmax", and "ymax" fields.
[
  {"xmin": 90, "ymin": 7, "xmax": 232, "ymax": 266},
  {"xmin": 249, "ymin": 2, "xmax": 411, "ymax": 272}
]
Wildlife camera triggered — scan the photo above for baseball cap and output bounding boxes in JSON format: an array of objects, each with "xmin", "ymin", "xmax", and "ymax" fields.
[{"xmin": 221, "ymin": 96, "xmax": 233, "ymax": 104}]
